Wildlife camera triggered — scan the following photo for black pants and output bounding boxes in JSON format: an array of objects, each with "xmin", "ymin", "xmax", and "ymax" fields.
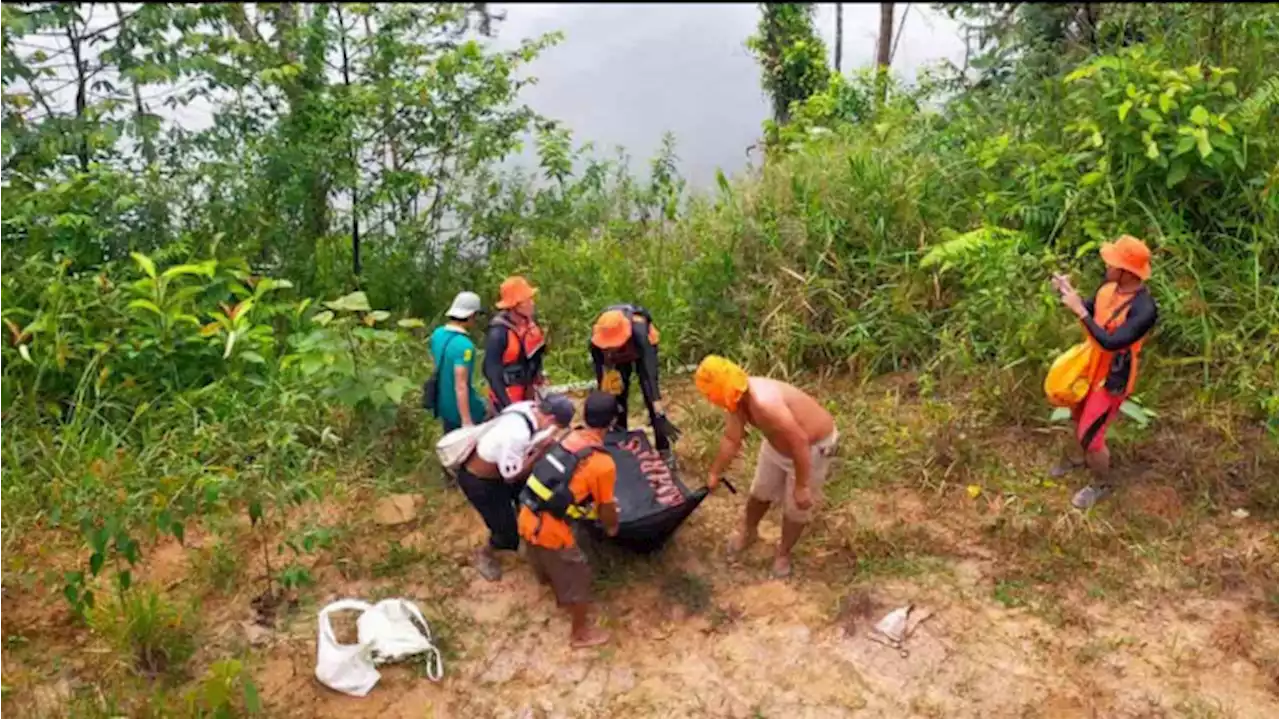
[
  {"xmin": 612, "ymin": 364, "xmax": 669, "ymax": 451},
  {"xmin": 456, "ymin": 466, "xmax": 522, "ymax": 552}
]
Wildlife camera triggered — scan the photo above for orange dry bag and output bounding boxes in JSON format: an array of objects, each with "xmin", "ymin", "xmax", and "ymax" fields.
[{"xmin": 1044, "ymin": 342, "xmax": 1097, "ymax": 407}]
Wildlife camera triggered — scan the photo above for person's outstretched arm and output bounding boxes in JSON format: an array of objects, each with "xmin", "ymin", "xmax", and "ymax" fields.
[
  {"xmin": 633, "ymin": 325, "xmax": 662, "ymax": 419},
  {"xmin": 591, "ymin": 344, "xmax": 605, "ymax": 388},
  {"xmin": 707, "ymin": 409, "xmax": 746, "ymax": 490}
]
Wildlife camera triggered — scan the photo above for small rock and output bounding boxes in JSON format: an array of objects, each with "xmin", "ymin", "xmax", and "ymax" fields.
[
  {"xmin": 400, "ymin": 530, "xmax": 429, "ymax": 551},
  {"xmin": 1231, "ymin": 508, "xmax": 1250, "ymax": 520},
  {"xmin": 608, "ymin": 667, "xmax": 637, "ymax": 694},
  {"xmin": 782, "ymin": 624, "xmax": 811, "ymax": 644},
  {"xmin": 481, "ymin": 651, "xmax": 526, "ymax": 685},
  {"xmin": 374, "ymin": 494, "xmax": 422, "ymax": 526},
  {"xmin": 561, "ymin": 661, "xmax": 589, "ymax": 684},
  {"xmin": 240, "ymin": 621, "xmax": 273, "ymax": 647}
]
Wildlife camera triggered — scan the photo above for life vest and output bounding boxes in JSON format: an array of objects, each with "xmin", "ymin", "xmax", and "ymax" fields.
[
  {"xmin": 595, "ymin": 304, "xmax": 660, "ymax": 363},
  {"xmin": 1086, "ymin": 282, "xmax": 1145, "ymax": 396},
  {"xmin": 519, "ymin": 442, "xmax": 606, "ymax": 522},
  {"xmin": 489, "ymin": 310, "xmax": 545, "ymax": 393}
]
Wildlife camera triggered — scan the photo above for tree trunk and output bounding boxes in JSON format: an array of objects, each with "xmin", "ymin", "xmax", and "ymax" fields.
[
  {"xmin": 66, "ymin": 17, "xmax": 89, "ymax": 171},
  {"xmin": 834, "ymin": 3, "xmax": 843, "ymax": 72},
  {"xmin": 113, "ymin": 3, "xmax": 156, "ymax": 165},
  {"xmin": 876, "ymin": 2, "xmax": 894, "ymax": 106},
  {"xmin": 336, "ymin": 5, "xmax": 361, "ymax": 279}
]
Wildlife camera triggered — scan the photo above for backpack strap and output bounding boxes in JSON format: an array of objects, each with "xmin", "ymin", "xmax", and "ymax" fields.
[
  {"xmin": 503, "ymin": 404, "xmax": 536, "ymax": 436},
  {"xmin": 432, "ymin": 331, "xmax": 464, "ymax": 406}
]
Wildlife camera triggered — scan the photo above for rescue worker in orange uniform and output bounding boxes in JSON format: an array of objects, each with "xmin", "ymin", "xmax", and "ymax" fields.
[
  {"xmin": 589, "ymin": 304, "xmax": 680, "ymax": 452},
  {"xmin": 518, "ymin": 391, "xmax": 620, "ymax": 648},
  {"xmin": 1051, "ymin": 235, "xmax": 1158, "ymax": 510},
  {"xmin": 484, "ymin": 276, "xmax": 547, "ymax": 411}
]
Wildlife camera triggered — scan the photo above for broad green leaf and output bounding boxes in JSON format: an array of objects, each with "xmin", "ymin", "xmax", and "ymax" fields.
[
  {"xmin": 1189, "ymin": 105, "xmax": 1209, "ymax": 126},
  {"xmin": 89, "ymin": 551, "xmax": 104, "ymax": 576},
  {"xmin": 1119, "ymin": 399, "xmax": 1155, "ymax": 427},
  {"xmin": 18, "ymin": 344, "xmax": 31, "ymax": 363},
  {"xmin": 1158, "ymin": 92, "xmax": 1173, "ymax": 114},
  {"xmin": 1145, "ymin": 142, "xmax": 1160, "ymax": 160},
  {"xmin": 1166, "ymin": 160, "xmax": 1190, "ymax": 188},
  {"xmin": 397, "ymin": 318, "xmax": 426, "ymax": 328},
  {"xmin": 323, "ymin": 291, "xmax": 372, "ymax": 313},
  {"xmin": 1216, "ymin": 118, "xmax": 1233, "ymax": 136},
  {"xmin": 1138, "ymin": 108, "xmax": 1162, "ymax": 125},
  {"xmin": 127, "ymin": 299, "xmax": 164, "ymax": 316},
  {"xmin": 223, "ymin": 330, "xmax": 238, "ymax": 359},
  {"xmin": 1172, "ymin": 135, "xmax": 1196, "ymax": 157},
  {"xmin": 383, "ymin": 376, "xmax": 417, "ymax": 405},
  {"xmin": 130, "ymin": 252, "xmax": 157, "ymax": 279},
  {"xmin": 1116, "ymin": 100, "xmax": 1132, "ymax": 123},
  {"xmin": 311, "ymin": 311, "xmax": 335, "ymax": 326},
  {"xmin": 239, "ymin": 351, "xmax": 266, "ymax": 364},
  {"xmin": 243, "ymin": 679, "xmax": 262, "ymax": 713},
  {"xmin": 368, "ymin": 310, "xmax": 391, "ymax": 322},
  {"xmin": 1080, "ymin": 171, "xmax": 1104, "ymax": 187},
  {"xmin": 1195, "ymin": 129, "xmax": 1212, "ymax": 159},
  {"xmin": 161, "ymin": 261, "xmax": 216, "ymax": 279}
]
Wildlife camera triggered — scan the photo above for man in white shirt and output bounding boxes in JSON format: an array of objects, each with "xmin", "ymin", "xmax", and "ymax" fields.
[{"xmin": 459, "ymin": 393, "xmax": 575, "ymax": 581}]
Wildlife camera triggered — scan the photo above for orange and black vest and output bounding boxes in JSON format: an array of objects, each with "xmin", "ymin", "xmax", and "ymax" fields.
[
  {"xmin": 490, "ymin": 310, "xmax": 545, "ymax": 394},
  {"xmin": 1087, "ymin": 282, "xmax": 1145, "ymax": 395}
]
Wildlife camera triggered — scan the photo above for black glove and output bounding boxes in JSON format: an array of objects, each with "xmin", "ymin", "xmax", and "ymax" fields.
[{"xmin": 653, "ymin": 413, "xmax": 681, "ymax": 444}]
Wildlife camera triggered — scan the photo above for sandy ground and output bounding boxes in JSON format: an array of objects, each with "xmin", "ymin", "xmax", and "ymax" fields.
[{"xmin": 3, "ymin": 378, "xmax": 1277, "ymax": 718}]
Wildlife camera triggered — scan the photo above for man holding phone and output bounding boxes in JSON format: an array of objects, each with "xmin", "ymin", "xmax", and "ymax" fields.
[{"xmin": 1050, "ymin": 235, "xmax": 1159, "ymax": 510}]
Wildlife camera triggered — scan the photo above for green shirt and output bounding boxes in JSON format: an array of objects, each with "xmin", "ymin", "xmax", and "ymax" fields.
[{"xmin": 429, "ymin": 325, "xmax": 487, "ymax": 429}]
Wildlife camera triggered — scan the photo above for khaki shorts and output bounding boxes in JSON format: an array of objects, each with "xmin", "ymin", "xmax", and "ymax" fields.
[
  {"xmin": 750, "ymin": 430, "xmax": 839, "ymax": 523},
  {"xmin": 526, "ymin": 544, "xmax": 593, "ymax": 606}
]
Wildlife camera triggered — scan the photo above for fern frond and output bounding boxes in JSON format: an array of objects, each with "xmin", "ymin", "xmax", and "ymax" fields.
[{"xmin": 1232, "ymin": 75, "xmax": 1279, "ymax": 130}]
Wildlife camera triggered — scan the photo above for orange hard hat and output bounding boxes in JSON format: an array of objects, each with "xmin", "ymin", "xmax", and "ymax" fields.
[
  {"xmin": 1099, "ymin": 235, "xmax": 1151, "ymax": 281},
  {"xmin": 591, "ymin": 310, "xmax": 633, "ymax": 349},
  {"xmin": 495, "ymin": 276, "xmax": 537, "ymax": 309}
]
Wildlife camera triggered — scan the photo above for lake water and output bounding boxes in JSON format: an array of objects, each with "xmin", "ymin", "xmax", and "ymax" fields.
[{"xmin": 492, "ymin": 3, "xmax": 968, "ymax": 189}]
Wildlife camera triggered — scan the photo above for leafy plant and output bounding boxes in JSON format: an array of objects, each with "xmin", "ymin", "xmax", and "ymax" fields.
[
  {"xmin": 185, "ymin": 658, "xmax": 262, "ymax": 718},
  {"xmin": 89, "ymin": 587, "xmax": 198, "ymax": 677},
  {"xmin": 283, "ymin": 291, "xmax": 418, "ymax": 412}
]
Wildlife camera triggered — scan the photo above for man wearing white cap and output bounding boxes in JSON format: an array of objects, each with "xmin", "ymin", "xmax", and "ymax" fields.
[{"xmin": 428, "ymin": 291, "xmax": 490, "ymax": 434}]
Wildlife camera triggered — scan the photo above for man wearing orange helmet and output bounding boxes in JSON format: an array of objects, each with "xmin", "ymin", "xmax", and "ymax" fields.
[
  {"xmin": 589, "ymin": 304, "xmax": 680, "ymax": 452},
  {"xmin": 484, "ymin": 276, "xmax": 547, "ymax": 411},
  {"xmin": 1051, "ymin": 235, "xmax": 1159, "ymax": 510}
]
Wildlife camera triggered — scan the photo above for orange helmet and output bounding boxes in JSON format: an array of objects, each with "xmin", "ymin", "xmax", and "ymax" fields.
[
  {"xmin": 591, "ymin": 310, "xmax": 633, "ymax": 349},
  {"xmin": 495, "ymin": 276, "xmax": 537, "ymax": 309},
  {"xmin": 1099, "ymin": 235, "xmax": 1152, "ymax": 281}
]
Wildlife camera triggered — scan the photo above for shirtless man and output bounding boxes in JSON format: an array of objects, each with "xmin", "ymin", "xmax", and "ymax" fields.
[{"xmin": 695, "ymin": 355, "xmax": 838, "ymax": 578}]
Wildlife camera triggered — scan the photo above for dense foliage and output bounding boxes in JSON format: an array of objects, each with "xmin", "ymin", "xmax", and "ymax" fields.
[{"xmin": 1, "ymin": 4, "xmax": 1276, "ymax": 693}]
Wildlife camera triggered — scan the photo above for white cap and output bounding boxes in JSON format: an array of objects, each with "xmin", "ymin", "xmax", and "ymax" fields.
[{"xmin": 446, "ymin": 291, "xmax": 482, "ymax": 320}]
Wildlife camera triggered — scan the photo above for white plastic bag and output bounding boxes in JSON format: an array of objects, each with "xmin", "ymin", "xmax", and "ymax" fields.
[
  {"xmin": 315, "ymin": 599, "xmax": 380, "ymax": 697},
  {"xmin": 315, "ymin": 598, "xmax": 444, "ymax": 697},
  {"xmin": 435, "ymin": 422, "xmax": 490, "ymax": 469}
]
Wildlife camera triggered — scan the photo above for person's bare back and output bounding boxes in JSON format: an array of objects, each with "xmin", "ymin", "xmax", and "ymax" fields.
[{"xmin": 742, "ymin": 377, "xmax": 834, "ymax": 457}]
